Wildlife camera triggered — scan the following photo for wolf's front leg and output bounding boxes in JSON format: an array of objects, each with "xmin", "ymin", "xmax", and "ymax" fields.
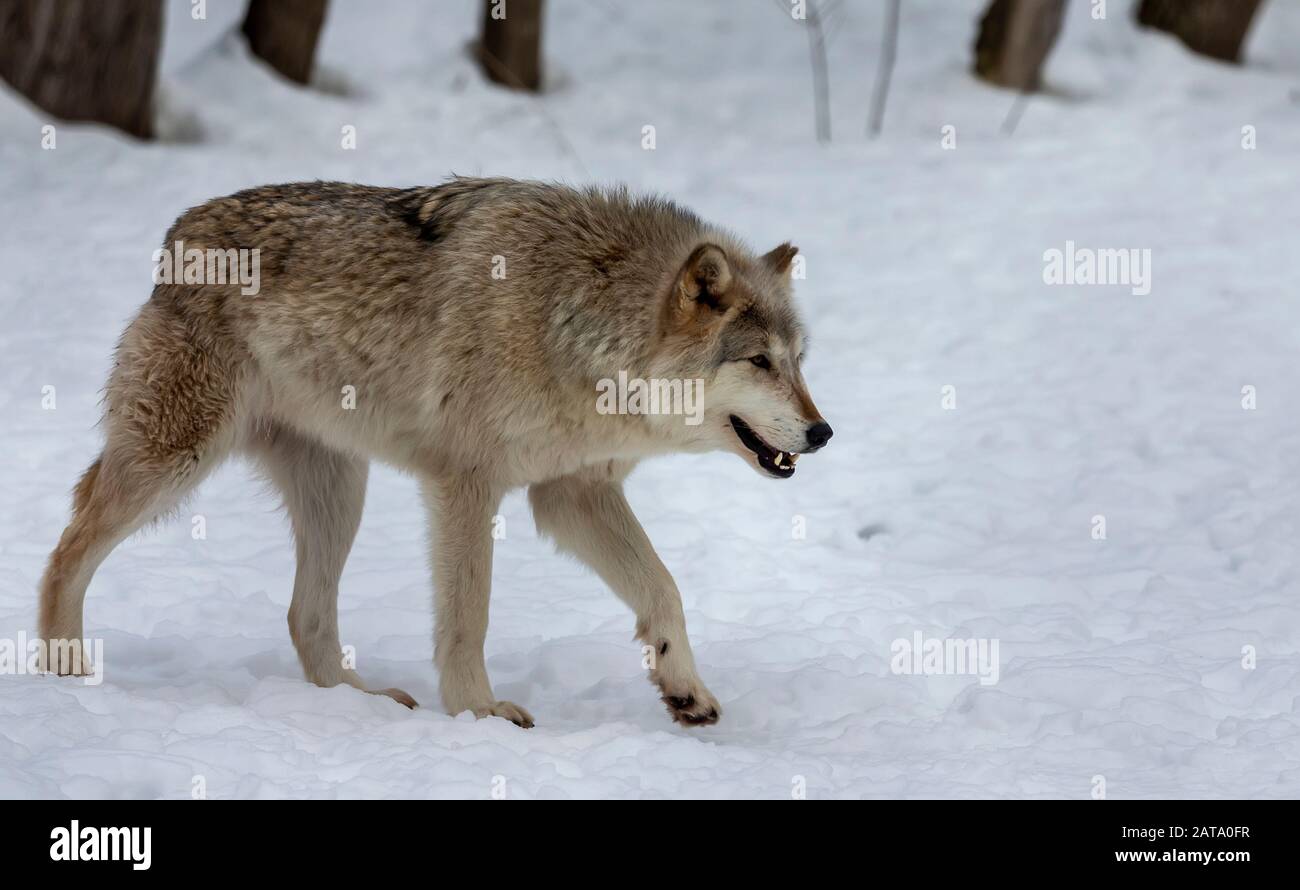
[
  {"xmin": 529, "ymin": 471, "xmax": 720, "ymax": 726},
  {"xmin": 422, "ymin": 474, "xmax": 534, "ymax": 728}
]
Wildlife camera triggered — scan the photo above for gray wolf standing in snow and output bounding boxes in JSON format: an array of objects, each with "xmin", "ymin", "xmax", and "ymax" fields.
[{"xmin": 37, "ymin": 178, "xmax": 833, "ymax": 727}]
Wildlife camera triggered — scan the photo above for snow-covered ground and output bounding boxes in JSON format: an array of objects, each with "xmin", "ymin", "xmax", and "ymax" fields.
[{"xmin": 2, "ymin": 0, "xmax": 1298, "ymax": 799}]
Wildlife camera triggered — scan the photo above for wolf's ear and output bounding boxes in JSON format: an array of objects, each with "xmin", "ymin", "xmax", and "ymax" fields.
[
  {"xmin": 761, "ymin": 242, "xmax": 799, "ymax": 276},
  {"xmin": 677, "ymin": 244, "xmax": 733, "ymax": 310},
  {"xmin": 663, "ymin": 244, "xmax": 737, "ymax": 333}
]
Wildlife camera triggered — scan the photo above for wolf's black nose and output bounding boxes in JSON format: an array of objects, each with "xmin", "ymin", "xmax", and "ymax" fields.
[{"xmin": 806, "ymin": 421, "xmax": 833, "ymax": 449}]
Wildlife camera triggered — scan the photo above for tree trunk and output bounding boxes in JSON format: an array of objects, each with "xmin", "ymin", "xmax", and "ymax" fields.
[
  {"xmin": 242, "ymin": 0, "xmax": 329, "ymax": 85},
  {"xmin": 477, "ymin": 0, "xmax": 544, "ymax": 91},
  {"xmin": 1136, "ymin": 0, "xmax": 1264, "ymax": 63},
  {"xmin": 973, "ymin": 0, "xmax": 1066, "ymax": 92},
  {"xmin": 0, "ymin": 0, "xmax": 162, "ymax": 139}
]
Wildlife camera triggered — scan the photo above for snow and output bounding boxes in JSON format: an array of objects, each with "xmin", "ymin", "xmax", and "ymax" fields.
[{"xmin": 2, "ymin": 0, "xmax": 1299, "ymax": 799}]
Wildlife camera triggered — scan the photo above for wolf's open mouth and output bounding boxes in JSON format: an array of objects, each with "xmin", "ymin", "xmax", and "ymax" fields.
[{"xmin": 730, "ymin": 415, "xmax": 797, "ymax": 478}]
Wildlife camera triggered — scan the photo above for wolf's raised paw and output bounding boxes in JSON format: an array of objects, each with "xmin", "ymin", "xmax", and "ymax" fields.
[
  {"xmin": 371, "ymin": 687, "xmax": 418, "ymax": 709},
  {"xmin": 474, "ymin": 700, "xmax": 535, "ymax": 728},
  {"xmin": 661, "ymin": 689, "xmax": 721, "ymax": 727}
]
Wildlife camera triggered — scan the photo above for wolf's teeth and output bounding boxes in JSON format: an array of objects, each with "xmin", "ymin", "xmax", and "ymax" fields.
[
  {"xmin": 789, "ymin": 453, "xmax": 799, "ymax": 464},
  {"xmin": 774, "ymin": 453, "xmax": 785, "ymax": 467}
]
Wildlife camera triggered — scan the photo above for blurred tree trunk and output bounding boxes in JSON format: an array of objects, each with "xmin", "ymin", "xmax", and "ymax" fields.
[
  {"xmin": 973, "ymin": 0, "xmax": 1066, "ymax": 91},
  {"xmin": 242, "ymin": 0, "xmax": 329, "ymax": 85},
  {"xmin": 0, "ymin": 0, "xmax": 162, "ymax": 139},
  {"xmin": 477, "ymin": 0, "xmax": 544, "ymax": 91},
  {"xmin": 1136, "ymin": 0, "xmax": 1263, "ymax": 63}
]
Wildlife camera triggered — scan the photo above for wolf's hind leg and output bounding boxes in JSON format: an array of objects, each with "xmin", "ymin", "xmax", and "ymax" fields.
[
  {"xmin": 422, "ymin": 474, "xmax": 532, "ymax": 727},
  {"xmin": 40, "ymin": 299, "xmax": 244, "ymax": 671},
  {"xmin": 38, "ymin": 447, "xmax": 219, "ymax": 674},
  {"xmin": 529, "ymin": 470, "xmax": 721, "ymax": 727},
  {"xmin": 39, "ymin": 319, "xmax": 237, "ymax": 674},
  {"xmin": 249, "ymin": 424, "xmax": 415, "ymax": 709}
]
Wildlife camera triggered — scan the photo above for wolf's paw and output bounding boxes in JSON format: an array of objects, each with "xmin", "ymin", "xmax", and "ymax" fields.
[
  {"xmin": 646, "ymin": 642, "xmax": 721, "ymax": 726},
  {"xmin": 371, "ymin": 687, "xmax": 419, "ymax": 709},
  {"xmin": 659, "ymin": 685, "xmax": 721, "ymax": 727},
  {"xmin": 34, "ymin": 644, "xmax": 94, "ymax": 677},
  {"xmin": 45, "ymin": 661, "xmax": 95, "ymax": 678},
  {"xmin": 473, "ymin": 700, "xmax": 535, "ymax": 729}
]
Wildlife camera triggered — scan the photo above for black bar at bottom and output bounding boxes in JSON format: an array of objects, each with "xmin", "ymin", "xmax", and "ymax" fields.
[{"xmin": 7, "ymin": 800, "xmax": 1287, "ymax": 874}]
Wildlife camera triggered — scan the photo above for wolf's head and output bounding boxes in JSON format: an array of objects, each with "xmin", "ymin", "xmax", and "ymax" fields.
[{"xmin": 648, "ymin": 240, "xmax": 832, "ymax": 478}]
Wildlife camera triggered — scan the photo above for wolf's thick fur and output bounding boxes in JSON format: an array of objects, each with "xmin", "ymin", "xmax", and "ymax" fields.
[{"xmin": 38, "ymin": 178, "xmax": 829, "ymax": 727}]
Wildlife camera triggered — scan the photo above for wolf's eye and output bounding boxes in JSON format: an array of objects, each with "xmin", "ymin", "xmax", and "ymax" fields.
[{"xmin": 749, "ymin": 355, "xmax": 771, "ymax": 370}]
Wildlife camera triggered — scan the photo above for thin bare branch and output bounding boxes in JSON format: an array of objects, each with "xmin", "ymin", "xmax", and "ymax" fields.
[{"xmin": 867, "ymin": 0, "xmax": 901, "ymax": 138}]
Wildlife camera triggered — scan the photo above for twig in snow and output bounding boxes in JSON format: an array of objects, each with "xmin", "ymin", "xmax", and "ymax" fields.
[
  {"xmin": 806, "ymin": 0, "xmax": 831, "ymax": 143},
  {"xmin": 867, "ymin": 0, "xmax": 901, "ymax": 138},
  {"xmin": 1002, "ymin": 89, "xmax": 1030, "ymax": 135},
  {"xmin": 771, "ymin": 0, "xmax": 833, "ymax": 143}
]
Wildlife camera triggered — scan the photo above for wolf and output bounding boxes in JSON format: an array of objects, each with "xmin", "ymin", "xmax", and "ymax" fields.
[{"xmin": 37, "ymin": 178, "xmax": 832, "ymax": 727}]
